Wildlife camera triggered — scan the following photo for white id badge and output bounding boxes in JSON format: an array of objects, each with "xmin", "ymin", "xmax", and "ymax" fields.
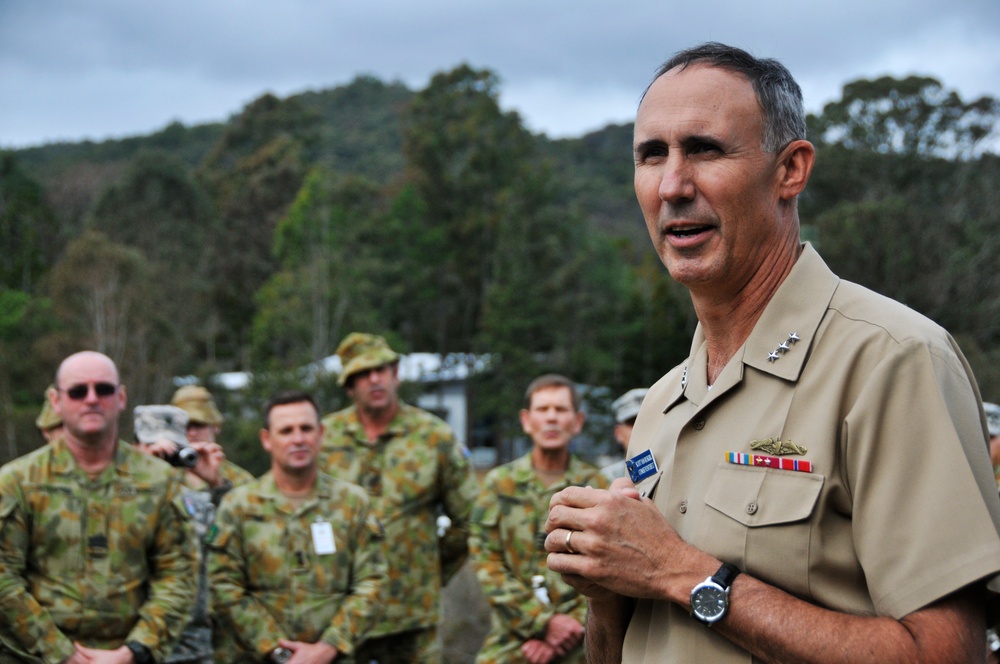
[{"xmin": 311, "ymin": 521, "xmax": 336, "ymax": 555}]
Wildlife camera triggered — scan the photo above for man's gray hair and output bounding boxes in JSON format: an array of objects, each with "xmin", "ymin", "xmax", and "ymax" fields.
[{"xmin": 645, "ymin": 42, "xmax": 806, "ymax": 153}]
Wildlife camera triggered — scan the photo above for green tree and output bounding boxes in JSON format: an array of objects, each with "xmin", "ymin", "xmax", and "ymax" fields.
[
  {"xmin": 253, "ymin": 169, "xmax": 388, "ymax": 368},
  {"xmin": 0, "ymin": 152, "xmax": 59, "ymax": 292},
  {"xmin": 402, "ymin": 64, "xmax": 536, "ymax": 353},
  {"xmin": 198, "ymin": 95, "xmax": 312, "ymax": 368},
  {"xmin": 45, "ymin": 231, "xmax": 186, "ymax": 407},
  {"xmin": 808, "ymin": 76, "xmax": 1000, "ymax": 159}
]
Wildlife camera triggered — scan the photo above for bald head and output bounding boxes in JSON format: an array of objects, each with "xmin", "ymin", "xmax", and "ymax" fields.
[
  {"xmin": 52, "ymin": 351, "xmax": 126, "ymax": 448},
  {"xmin": 55, "ymin": 351, "xmax": 120, "ymax": 388}
]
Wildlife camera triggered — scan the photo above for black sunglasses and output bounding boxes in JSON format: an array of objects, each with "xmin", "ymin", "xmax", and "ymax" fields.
[{"xmin": 61, "ymin": 382, "xmax": 118, "ymax": 400}]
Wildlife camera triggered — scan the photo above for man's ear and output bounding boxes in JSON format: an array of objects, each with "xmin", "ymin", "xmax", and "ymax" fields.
[
  {"xmin": 519, "ymin": 409, "xmax": 531, "ymax": 435},
  {"xmin": 259, "ymin": 428, "xmax": 272, "ymax": 454},
  {"xmin": 776, "ymin": 139, "xmax": 815, "ymax": 201}
]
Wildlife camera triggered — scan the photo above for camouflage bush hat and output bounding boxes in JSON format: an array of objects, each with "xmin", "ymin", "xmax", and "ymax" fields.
[
  {"xmin": 35, "ymin": 385, "xmax": 62, "ymax": 431},
  {"xmin": 134, "ymin": 405, "xmax": 189, "ymax": 447},
  {"xmin": 986, "ymin": 402, "xmax": 1000, "ymax": 437},
  {"xmin": 171, "ymin": 384, "xmax": 223, "ymax": 426},
  {"xmin": 612, "ymin": 388, "xmax": 649, "ymax": 424},
  {"xmin": 336, "ymin": 332, "xmax": 400, "ymax": 386}
]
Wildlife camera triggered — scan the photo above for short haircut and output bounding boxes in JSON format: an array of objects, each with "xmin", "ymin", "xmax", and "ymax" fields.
[
  {"xmin": 645, "ymin": 41, "xmax": 806, "ymax": 153},
  {"xmin": 523, "ymin": 374, "xmax": 581, "ymax": 412},
  {"xmin": 262, "ymin": 390, "xmax": 320, "ymax": 430}
]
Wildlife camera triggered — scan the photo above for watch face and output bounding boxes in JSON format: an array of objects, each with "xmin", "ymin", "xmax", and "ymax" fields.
[{"xmin": 692, "ymin": 584, "xmax": 728, "ymax": 621}]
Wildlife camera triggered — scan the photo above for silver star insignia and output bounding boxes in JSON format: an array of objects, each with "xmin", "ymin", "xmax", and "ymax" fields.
[
  {"xmin": 767, "ymin": 351, "xmax": 780, "ymax": 362},
  {"xmin": 787, "ymin": 332, "xmax": 800, "ymax": 344},
  {"xmin": 777, "ymin": 341, "xmax": 790, "ymax": 353}
]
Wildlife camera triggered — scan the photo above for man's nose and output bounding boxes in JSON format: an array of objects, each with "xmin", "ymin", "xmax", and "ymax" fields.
[{"xmin": 658, "ymin": 155, "xmax": 695, "ymax": 204}]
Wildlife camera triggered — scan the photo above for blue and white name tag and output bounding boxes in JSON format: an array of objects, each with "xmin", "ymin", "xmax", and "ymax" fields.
[{"xmin": 626, "ymin": 449, "xmax": 659, "ymax": 484}]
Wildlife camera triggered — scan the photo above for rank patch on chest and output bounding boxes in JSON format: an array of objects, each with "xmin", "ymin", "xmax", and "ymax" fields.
[{"xmin": 626, "ymin": 449, "xmax": 659, "ymax": 483}]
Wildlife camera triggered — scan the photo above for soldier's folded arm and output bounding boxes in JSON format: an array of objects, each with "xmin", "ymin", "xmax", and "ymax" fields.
[
  {"xmin": 0, "ymin": 479, "xmax": 77, "ymax": 661},
  {"xmin": 207, "ymin": 503, "xmax": 288, "ymax": 655},
  {"xmin": 124, "ymin": 476, "xmax": 200, "ymax": 659}
]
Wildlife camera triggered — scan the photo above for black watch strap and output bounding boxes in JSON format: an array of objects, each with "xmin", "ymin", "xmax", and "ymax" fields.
[
  {"xmin": 711, "ymin": 562, "xmax": 741, "ymax": 589},
  {"xmin": 125, "ymin": 641, "xmax": 154, "ymax": 664}
]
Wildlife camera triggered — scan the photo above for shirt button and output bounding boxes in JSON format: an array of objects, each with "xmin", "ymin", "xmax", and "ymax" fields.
[
  {"xmin": 746, "ymin": 502, "xmax": 758, "ymax": 515},
  {"xmin": 679, "ymin": 500, "xmax": 688, "ymax": 514},
  {"xmin": 692, "ymin": 417, "xmax": 706, "ymax": 430}
]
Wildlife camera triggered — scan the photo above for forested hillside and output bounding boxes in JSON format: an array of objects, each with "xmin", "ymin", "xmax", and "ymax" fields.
[{"xmin": 2, "ymin": 67, "xmax": 998, "ymax": 470}]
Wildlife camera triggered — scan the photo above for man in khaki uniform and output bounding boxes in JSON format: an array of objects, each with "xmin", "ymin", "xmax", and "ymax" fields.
[
  {"xmin": 320, "ymin": 333, "xmax": 479, "ymax": 664},
  {"xmin": 544, "ymin": 42, "xmax": 1000, "ymax": 663},
  {"xmin": 209, "ymin": 390, "xmax": 385, "ymax": 664},
  {"xmin": 0, "ymin": 351, "xmax": 197, "ymax": 663},
  {"xmin": 471, "ymin": 375, "xmax": 608, "ymax": 664}
]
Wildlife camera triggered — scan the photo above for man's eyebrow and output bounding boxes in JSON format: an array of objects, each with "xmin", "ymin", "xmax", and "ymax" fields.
[{"xmin": 633, "ymin": 138, "xmax": 667, "ymax": 156}]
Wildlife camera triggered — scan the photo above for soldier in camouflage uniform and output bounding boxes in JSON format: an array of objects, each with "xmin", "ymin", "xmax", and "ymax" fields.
[
  {"xmin": 34, "ymin": 385, "xmax": 62, "ymax": 442},
  {"xmin": 133, "ymin": 404, "xmax": 245, "ymax": 664},
  {"xmin": 985, "ymin": 402, "xmax": 1000, "ymax": 492},
  {"xmin": 320, "ymin": 333, "xmax": 479, "ymax": 664},
  {"xmin": 0, "ymin": 351, "xmax": 198, "ymax": 663},
  {"xmin": 209, "ymin": 391, "xmax": 385, "ymax": 664},
  {"xmin": 171, "ymin": 385, "xmax": 255, "ymax": 503},
  {"xmin": 470, "ymin": 375, "xmax": 609, "ymax": 664}
]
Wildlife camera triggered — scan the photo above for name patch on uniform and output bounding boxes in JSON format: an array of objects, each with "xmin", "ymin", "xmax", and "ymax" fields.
[
  {"xmin": 311, "ymin": 521, "xmax": 336, "ymax": 555},
  {"xmin": 627, "ymin": 449, "xmax": 659, "ymax": 484}
]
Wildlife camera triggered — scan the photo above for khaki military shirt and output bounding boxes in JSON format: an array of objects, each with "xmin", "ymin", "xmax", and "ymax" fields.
[
  {"xmin": 208, "ymin": 471, "xmax": 385, "ymax": 659},
  {"xmin": 320, "ymin": 403, "xmax": 479, "ymax": 637},
  {"xmin": 0, "ymin": 438, "xmax": 198, "ymax": 662},
  {"xmin": 471, "ymin": 453, "xmax": 608, "ymax": 663},
  {"xmin": 622, "ymin": 245, "xmax": 1000, "ymax": 663}
]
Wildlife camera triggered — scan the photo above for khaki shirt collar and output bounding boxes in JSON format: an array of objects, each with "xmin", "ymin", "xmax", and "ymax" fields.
[{"xmin": 667, "ymin": 243, "xmax": 839, "ymax": 410}]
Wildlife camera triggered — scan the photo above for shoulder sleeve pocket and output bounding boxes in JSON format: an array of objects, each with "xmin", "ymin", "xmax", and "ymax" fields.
[{"xmin": 705, "ymin": 464, "xmax": 823, "ymax": 527}]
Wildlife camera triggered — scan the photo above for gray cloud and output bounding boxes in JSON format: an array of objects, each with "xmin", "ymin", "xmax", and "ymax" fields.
[{"xmin": 2, "ymin": 0, "xmax": 998, "ymax": 147}]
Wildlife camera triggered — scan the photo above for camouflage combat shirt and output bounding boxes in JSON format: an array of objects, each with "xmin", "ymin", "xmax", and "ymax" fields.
[
  {"xmin": 207, "ymin": 471, "xmax": 386, "ymax": 660},
  {"xmin": 470, "ymin": 452, "xmax": 609, "ymax": 663},
  {"xmin": 319, "ymin": 402, "xmax": 479, "ymax": 637},
  {"xmin": 0, "ymin": 437, "xmax": 198, "ymax": 663}
]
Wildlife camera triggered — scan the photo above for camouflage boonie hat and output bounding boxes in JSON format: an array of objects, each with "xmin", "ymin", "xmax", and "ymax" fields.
[
  {"xmin": 35, "ymin": 385, "xmax": 62, "ymax": 431},
  {"xmin": 336, "ymin": 332, "xmax": 400, "ymax": 386},
  {"xmin": 134, "ymin": 405, "xmax": 189, "ymax": 446},
  {"xmin": 171, "ymin": 384, "xmax": 223, "ymax": 425},
  {"xmin": 985, "ymin": 402, "xmax": 1000, "ymax": 437},
  {"xmin": 612, "ymin": 388, "xmax": 648, "ymax": 424}
]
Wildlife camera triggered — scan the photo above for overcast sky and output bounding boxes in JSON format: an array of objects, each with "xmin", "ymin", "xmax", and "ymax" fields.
[{"xmin": 2, "ymin": 0, "xmax": 999, "ymax": 149}]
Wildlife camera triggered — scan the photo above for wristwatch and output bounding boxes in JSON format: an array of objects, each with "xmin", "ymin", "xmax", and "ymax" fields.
[
  {"xmin": 269, "ymin": 647, "xmax": 293, "ymax": 663},
  {"xmin": 125, "ymin": 641, "xmax": 154, "ymax": 664},
  {"xmin": 690, "ymin": 562, "xmax": 741, "ymax": 625}
]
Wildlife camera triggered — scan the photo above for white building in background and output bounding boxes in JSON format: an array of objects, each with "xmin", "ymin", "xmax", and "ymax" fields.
[{"xmin": 207, "ymin": 352, "xmax": 493, "ymax": 449}]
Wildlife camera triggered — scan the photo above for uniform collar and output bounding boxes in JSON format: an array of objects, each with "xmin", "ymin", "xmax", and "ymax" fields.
[
  {"xmin": 49, "ymin": 436, "xmax": 132, "ymax": 482},
  {"xmin": 667, "ymin": 243, "xmax": 839, "ymax": 409}
]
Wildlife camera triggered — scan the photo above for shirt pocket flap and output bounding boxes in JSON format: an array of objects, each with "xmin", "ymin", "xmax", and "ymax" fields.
[
  {"xmin": 705, "ymin": 464, "xmax": 823, "ymax": 527},
  {"xmin": 634, "ymin": 469, "xmax": 663, "ymax": 500}
]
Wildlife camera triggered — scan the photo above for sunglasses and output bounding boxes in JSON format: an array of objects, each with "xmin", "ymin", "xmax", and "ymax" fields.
[{"xmin": 60, "ymin": 382, "xmax": 119, "ymax": 400}]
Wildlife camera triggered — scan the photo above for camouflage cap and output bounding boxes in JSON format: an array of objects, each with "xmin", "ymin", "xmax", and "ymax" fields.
[
  {"xmin": 336, "ymin": 332, "xmax": 400, "ymax": 386},
  {"xmin": 612, "ymin": 388, "xmax": 649, "ymax": 424},
  {"xmin": 134, "ymin": 405, "xmax": 189, "ymax": 446},
  {"xmin": 171, "ymin": 384, "xmax": 223, "ymax": 426},
  {"xmin": 35, "ymin": 385, "xmax": 62, "ymax": 431},
  {"xmin": 986, "ymin": 402, "xmax": 1000, "ymax": 437}
]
